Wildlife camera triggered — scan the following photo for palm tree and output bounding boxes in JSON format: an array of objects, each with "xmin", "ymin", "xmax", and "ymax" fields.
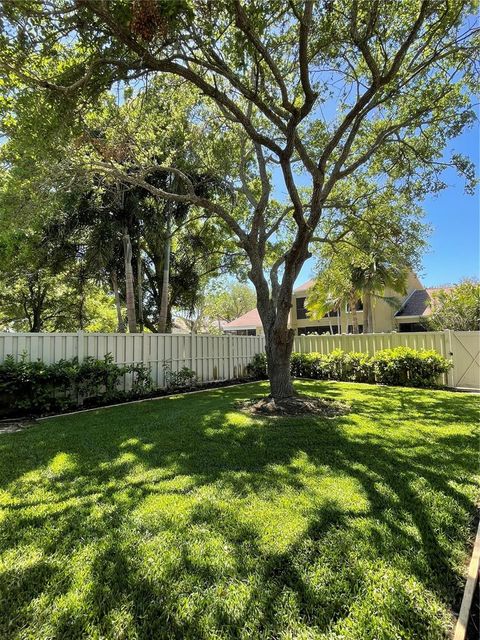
[
  {"xmin": 306, "ymin": 263, "xmax": 362, "ymax": 334},
  {"xmin": 352, "ymin": 260, "xmax": 408, "ymax": 333},
  {"xmin": 308, "ymin": 254, "xmax": 407, "ymax": 335}
]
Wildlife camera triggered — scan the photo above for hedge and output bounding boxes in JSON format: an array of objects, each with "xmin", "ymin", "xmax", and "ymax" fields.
[
  {"xmin": 0, "ymin": 354, "xmax": 153, "ymax": 417},
  {"xmin": 247, "ymin": 347, "xmax": 452, "ymax": 388}
]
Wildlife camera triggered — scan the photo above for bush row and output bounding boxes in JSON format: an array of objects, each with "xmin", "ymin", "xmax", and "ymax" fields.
[
  {"xmin": 0, "ymin": 354, "xmax": 153, "ymax": 416},
  {"xmin": 247, "ymin": 347, "xmax": 452, "ymax": 388}
]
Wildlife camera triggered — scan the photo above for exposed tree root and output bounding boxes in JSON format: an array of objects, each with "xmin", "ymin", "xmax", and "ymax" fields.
[{"xmin": 236, "ymin": 395, "xmax": 350, "ymax": 418}]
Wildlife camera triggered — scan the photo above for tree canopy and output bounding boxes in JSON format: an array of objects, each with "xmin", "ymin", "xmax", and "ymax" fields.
[{"xmin": 0, "ymin": 74, "xmax": 240, "ymax": 333}]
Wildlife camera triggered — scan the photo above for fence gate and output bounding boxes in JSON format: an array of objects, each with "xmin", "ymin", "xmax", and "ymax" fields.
[{"xmin": 448, "ymin": 331, "xmax": 480, "ymax": 390}]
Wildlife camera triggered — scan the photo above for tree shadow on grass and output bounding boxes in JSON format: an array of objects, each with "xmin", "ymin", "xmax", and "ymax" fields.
[{"xmin": 0, "ymin": 381, "xmax": 478, "ymax": 638}]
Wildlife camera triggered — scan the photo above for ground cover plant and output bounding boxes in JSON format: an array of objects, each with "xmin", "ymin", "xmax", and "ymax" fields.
[{"xmin": 0, "ymin": 381, "xmax": 478, "ymax": 639}]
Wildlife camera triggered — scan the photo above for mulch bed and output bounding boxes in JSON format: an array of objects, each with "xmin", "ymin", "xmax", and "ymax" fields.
[{"xmin": 236, "ymin": 395, "xmax": 351, "ymax": 418}]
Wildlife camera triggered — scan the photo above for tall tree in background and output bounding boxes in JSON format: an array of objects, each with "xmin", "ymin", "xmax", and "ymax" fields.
[
  {"xmin": 0, "ymin": 78, "xmax": 239, "ymax": 333},
  {"xmin": 0, "ymin": 1, "xmax": 477, "ymax": 404},
  {"xmin": 0, "ymin": 229, "xmax": 118, "ymax": 332},
  {"xmin": 306, "ymin": 261, "xmax": 362, "ymax": 333},
  {"xmin": 352, "ymin": 262, "xmax": 408, "ymax": 333},
  {"xmin": 204, "ymin": 282, "xmax": 257, "ymax": 330}
]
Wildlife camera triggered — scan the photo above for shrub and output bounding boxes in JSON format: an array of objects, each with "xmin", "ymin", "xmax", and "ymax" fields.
[
  {"xmin": 342, "ymin": 352, "xmax": 375, "ymax": 383},
  {"xmin": 75, "ymin": 355, "xmax": 127, "ymax": 399},
  {"xmin": 0, "ymin": 354, "xmax": 74, "ymax": 414},
  {"xmin": 0, "ymin": 354, "xmax": 153, "ymax": 416},
  {"xmin": 246, "ymin": 352, "xmax": 267, "ymax": 378},
  {"xmin": 291, "ymin": 350, "xmax": 373, "ymax": 382},
  {"xmin": 162, "ymin": 361, "xmax": 198, "ymax": 389},
  {"xmin": 129, "ymin": 362, "xmax": 154, "ymax": 396},
  {"xmin": 372, "ymin": 347, "xmax": 452, "ymax": 388}
]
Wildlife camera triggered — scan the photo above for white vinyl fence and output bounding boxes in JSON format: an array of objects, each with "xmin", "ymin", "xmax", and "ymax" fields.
[
  {"xmin": 0, "ymin": 329, "xmax": 478, "ymax": 390},
  {"xmin": 0, "ymin": 332, "xmax": 265, "ymax": 391},
  {"xmin": 293, "ymin": 330, "xmax": 479, "ymax": 390}
]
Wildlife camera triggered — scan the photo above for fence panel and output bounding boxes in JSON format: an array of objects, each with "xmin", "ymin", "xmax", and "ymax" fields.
[
  {"xmin": 0, "ymin": 330, "xmax": 478, "ymax": 390},
  {"xmin": 0, "ymin": 332, "xmax": 267, "ymax": 391},
  {"xmin": 448, "ymin": 331, "xmax": 480, "ymax": 390},
  {"xmin": 293, "ymin": 331, "xmax": 449, "ymax": 357}
]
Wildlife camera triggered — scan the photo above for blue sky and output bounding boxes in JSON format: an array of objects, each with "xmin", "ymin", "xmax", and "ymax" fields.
[{"xmin": 296, "ymin": 122, "xmax": 479, "ymax": 289}]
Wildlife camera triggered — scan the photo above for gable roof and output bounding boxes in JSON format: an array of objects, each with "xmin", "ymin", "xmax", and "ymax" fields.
[
  {"xmin": 223, "ymin": 308, "xmax": 261, "ymax": 328},
  {"xmin": 395, "ymin": 287, "xmax": 454, "ymax": 318},
  {"xmin": 224, "ymin": 278, "xmax": 315, "ymax": 328},
  {"xmin": 395, "ymin": 289, "xmax": 430, "ymax": 317}
]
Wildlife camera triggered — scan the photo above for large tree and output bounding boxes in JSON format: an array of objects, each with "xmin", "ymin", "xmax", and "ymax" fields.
[
  {"xmin": 0, "ymin": 77, "xmax": 239, "ymax": 334},
  {"xmin": 0, "ymin": 1, "xmax": 477, "ymax": 404}
]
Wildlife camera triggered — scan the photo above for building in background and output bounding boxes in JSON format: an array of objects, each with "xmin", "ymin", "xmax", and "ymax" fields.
[{"xmin": 224, "ymin": 272, "xmax": 444, "ymax": 336}]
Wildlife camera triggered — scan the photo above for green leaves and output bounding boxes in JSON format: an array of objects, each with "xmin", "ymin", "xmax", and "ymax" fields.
[
  {"xmin": 249, "ymin": 346, "xmax": 452, "ymax": 388},
  {"xmin": 0, "ymin": 0, "xmax": 476, "ymax": 356},
  {"xmin": 0, "ymin": 354, "xmax": 153, "ymax": 416},
  {"xmin": 428, "ymin": 280, "xmax": 480, "ymax": 331}
]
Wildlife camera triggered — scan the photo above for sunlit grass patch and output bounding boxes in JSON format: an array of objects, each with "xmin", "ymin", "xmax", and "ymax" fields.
[{"xmin": 0, "ymin": 381, "xmax": 478, "ymax": 639}]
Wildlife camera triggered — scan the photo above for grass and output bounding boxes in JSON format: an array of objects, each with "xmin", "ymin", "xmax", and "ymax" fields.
[{"xmin": 0, "ymin": 381, "xmax": 478, "ymax": 640}]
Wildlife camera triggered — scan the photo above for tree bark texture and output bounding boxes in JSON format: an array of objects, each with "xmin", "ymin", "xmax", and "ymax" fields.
[
  {"xmin": 157, "ymin": 215, "xmax": 171, "ymax": 334},
  {"xmin": 111, "ymin": 271, "xmax": 125, "ymax": 333},
  {"xmin": 122, "ymin": 230, "xmax": 137, "ymax": 333}
]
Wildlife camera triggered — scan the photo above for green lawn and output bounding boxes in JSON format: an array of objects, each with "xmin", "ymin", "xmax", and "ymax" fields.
[{"xmin": 0, "ymin": 381, "xmax": 478, "ymax": 639}]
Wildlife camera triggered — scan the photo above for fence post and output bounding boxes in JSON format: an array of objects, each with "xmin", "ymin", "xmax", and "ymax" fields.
[
  {"xmin": 191, "ymin": 333, "xmax": 197, "ymax": 382},
  {"xmin": 142, "ymin": 332, "xmax": 150, "ymax": 371},
  {"xmin": 445, "ymin": 329, "xmax": 455, "ymax": 388},
  {"xmin": 77, "ymin": 330, "xmax": 84, "ymax": 363},
  {"xmin": 228, "ymin": 335, "xmax": 234, "ymax": 380}
]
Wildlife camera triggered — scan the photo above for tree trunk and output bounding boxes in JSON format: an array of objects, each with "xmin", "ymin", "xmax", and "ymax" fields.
[
  {"xmin": 349, "ymin": 292, "xmax": 359, "ymax": 334},
  {"xmin": 137, "ymin": 250, "xmax": 144, "ymax": 332},
  {"xmin": 157, "ymin": 214, "xmax": 171, "ymax": 333},
  {"xmin": 77, "ymin": 271, "xmax": 86, "ymax": 330},
  {"xmin": 363, "ymin": 292, "xmax": 374, "ymax": 333},
  {"xmin": 122, "ymin": 229, "xmax": 137, "ymax": 333},
  {"xmin": 264, "ymin": 325, "xmax": 296, "ymax": 400},
  {"xmin": 30, "ymin": 306, "xmax": 43, "ymax": 332},
  {"xmin": 111, "ymin": 271, "xmax": 125, "ymax": 333}
]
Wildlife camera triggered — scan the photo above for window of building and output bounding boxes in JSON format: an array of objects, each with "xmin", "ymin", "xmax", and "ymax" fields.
[
  {"xmin": 398, "ymin": 322, "xmax": 427, "ymax": 333},
  {"xmin": 298, "ymin": 325, "xmax": 339, "ymax": 335},
  {"xmin": 296, "ymin": 296, "xmax": 339, "ymax": 320},
  {"xmin": 227, "ymin": 329, "xmax": 256, "ymax": 336},
  {"xmin": 347, "ymin": 325, "xmax": 364, "ymax": 334},
  {"xmin": 295, "ymin": 297, "xmax": 308, "ymax": 319}
]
